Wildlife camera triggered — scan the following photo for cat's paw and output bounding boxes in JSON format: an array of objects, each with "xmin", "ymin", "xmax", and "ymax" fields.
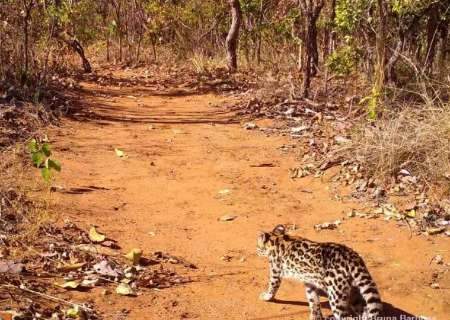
[{"xmin": 259, "ymin": 291, "xmax": 274, "ymax": 301}]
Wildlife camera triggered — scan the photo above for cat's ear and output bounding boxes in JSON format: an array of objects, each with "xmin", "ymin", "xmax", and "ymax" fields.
[{"xmin": 272, "ymin": 224, "xmax": 286, "ymax": 235}]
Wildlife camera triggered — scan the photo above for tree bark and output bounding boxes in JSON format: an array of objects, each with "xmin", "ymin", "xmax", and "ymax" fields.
[
  {"xmin": 56, "ymin": 31, "xmax": 92, "ymax": 73},
  {"xmin": 369, "ymin": 0, "xmax": 387, "ymax": 119},
  {"xmin": 323, "ymin": 0, "xmax": 336, "ymax": 61},
  {"xmin": 225, "ymin": 0, "xmax": 242, "ymax": 72},
  {"xmin": 425, "ymin": 3, "xmax": 439, "ymax": 73},
  {"xmin": 298, "ymin": 0, "xmax": 324, "ymax": 98},
  {"xmin": 386, "ymin": 38, "xmax": 402, "ymax": 83},
  {"xmin": 22, "ymin": 0, "xmax": 34, "ymax": 78}
]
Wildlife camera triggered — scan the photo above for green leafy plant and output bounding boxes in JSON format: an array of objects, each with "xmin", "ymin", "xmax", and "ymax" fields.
[
  {"xmin": 27, "ymin": 138, "xmax": 62, "ymax": 182},
  {"xmin": 326, "ymin": 44, "xmax": 359, "ymax": 76}
]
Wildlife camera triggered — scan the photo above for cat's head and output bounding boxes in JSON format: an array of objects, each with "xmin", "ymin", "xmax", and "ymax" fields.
[{"xmin": 256, "ymin": 224, "xmax": 286, "ymax": 257}]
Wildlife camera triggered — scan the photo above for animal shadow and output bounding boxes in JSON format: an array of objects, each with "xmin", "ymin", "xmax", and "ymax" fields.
[{"xmin": 271, "ymin": 299, "xmax": 424, "ymax": 320}]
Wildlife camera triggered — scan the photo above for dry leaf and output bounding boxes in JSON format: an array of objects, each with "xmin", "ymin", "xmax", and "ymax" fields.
[
  {"xmin": 114, "ymin": 148, "xmax": 126, "ymax": 158},
  {"xmin": 218, "ymin": 214, "xmax": 237, "ymax": 222},
  {"xmin": 59, "ymin": 281, "xmax": 81, "ymax": 289},
  {"xmin": 89, "ymin": 227, "xmax": 106, "ymax": 243},
  {"xmin": 125, "ymin": 248, "xmax": 143, "ymax": 265},
  {"xmin": 116, "ymin": 283, "xmax": 136, "ymax": 296}
]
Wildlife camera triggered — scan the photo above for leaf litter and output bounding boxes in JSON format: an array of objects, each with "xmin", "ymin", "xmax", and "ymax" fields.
[
  {"xmin": 0, "ymin": 218, "xmax": 194, "ymax": 319},
  {"xmin": 231, "ymin": 87, "xmax": 450, "ymax": 237}
]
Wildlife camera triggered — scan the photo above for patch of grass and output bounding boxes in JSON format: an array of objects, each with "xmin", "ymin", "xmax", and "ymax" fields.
[
  {"xmin": 350, "ymin": 105, "xmax": 450, "ymax": 190},
  {"xmin": 189, "ymin": 52, "xmax": 226, "ymax": 74},
  {"xmin": 0, "ymin": 146, "xmax": 55, "ymax": 249}
]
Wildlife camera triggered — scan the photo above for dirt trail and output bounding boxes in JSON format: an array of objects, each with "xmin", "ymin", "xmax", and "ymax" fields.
[{"xmin": 49, "ymin": 70, "xmax": 449, "ymax": 320}]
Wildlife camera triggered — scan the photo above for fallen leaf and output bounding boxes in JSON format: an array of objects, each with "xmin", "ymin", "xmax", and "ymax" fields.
[
  {"xmin": 59, "ymin": 281, "xmax": 81, "ymax": 289},
  {"xmin": 81, "ymin": 278, "xmax": 99, "ymax": 288},
  {"xmin": 334, "ymin": 136, "xmax": 351, "ymax": 145},
  {"xmin": 93, "ymin": 260, "xmax": 120, "ymax": 277},
  {"xmin": 405, "ymin": 209, "xmax": 416, "ymax": 218},
  {"xmin": 114, "ymin": 148, "xmax": 126, "ymax": 158},
  {"xmin": 291, "ymin": 126, "xmax": 308, "ymax": 134},
  {"xmin": 426, "ymin": 227, "xmax": 446, "ymax": 235},
  {"xmin": 89, "ymin": 227, "xmax": 106, "ymax": 243},
  {"xmin": 125, "ymin": 248, "xmax": 143, "ymax": 265},
  {"xmin": 218, "ymin": 189, "xmax": 231, "ymax": 196},
  {"xmin": 219, "ymin": 215, "xmax": 237, "ymax": 222},
  {"xmin": 0, "ymin": 260, "xmax": 24, "ymax": 274},
  {"xmin": 101, "ymin": 240, "xmax": 120, "ymax": 249},
  {"xmin": 243, "ymin": 122, "xmax": 257, "ymax": 130},
  {"xmin": 57, "ymin": 262, "xmax": 86, "ymax": 272},
  {"xmin": 116, "ymin": 283, "xmax": 136, "ymax": 296},
  {"xmin": 314, "ymin": 220, "xmax": 341, "ymax": 231},
  {"xmin": 430, "ymin": 283, "xmax": 440, "ymax": 289},
  {"xmin": 73, "ymin": 244, "xmax": 119, "ymax": 256},
  {"xmin": 66, "ymin": 306, "xmax": 81, "ymax": 318}
]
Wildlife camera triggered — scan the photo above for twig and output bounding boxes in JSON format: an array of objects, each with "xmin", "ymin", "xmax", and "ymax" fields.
[
  {"xmin": 403, "ymin": 217, "xmax": 413, "ymax": 239},
  {"xmin": 1, "ymin": 283, "xmax": 93, "ymax": 312}
]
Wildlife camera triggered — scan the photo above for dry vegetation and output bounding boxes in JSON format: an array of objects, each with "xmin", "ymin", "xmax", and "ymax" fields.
[
  {"xmin": 351, "ymin": 106, "xmax": 450, "ymax": 190},
  {"xmin": 0, "ymin": 0, "xmax": 449, "ymax": 317}
]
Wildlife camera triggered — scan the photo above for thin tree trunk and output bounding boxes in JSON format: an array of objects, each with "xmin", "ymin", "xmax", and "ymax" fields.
[
  {"xmin": 425, "ymin": 4, "xmax": 439, "ymax": 73},
  {"xmin": 106, "ymin": 36, "xmax": 110, "ymax": 62},
  {"xmin": 298, "ymin": 0, "xmax": 324, "ymax": 98},
  {"xmin": 56, "ymin": 31, "xmax": 92, "ymax": 73},
  {"xmin": 22, "ymin": 0, "xmax": 33, "ymax": 78},
  {"xmin": 438, "ymin": 20, "xmax": 448, "ymax": 75},
  {"xmin": 369, "ymin": 0, "xmax": 387, "ymax": 119},
  {"xmin": 136, "ymin": 35, "xmax": 142, "ymax": 63},
  {"xmin": 323, "ymin": 0, "xmax": 336, "ymax": 61},
  {"xmin": 386, "ymin": 38, "xmax": 402, "ymax": 83},
  {"xmin": 225, "ymin": 0, "xmax": 242, "ymax": 72},
  {"xmin": 256, "ymin": 0, "xmax": 264, "ymax": 65}
]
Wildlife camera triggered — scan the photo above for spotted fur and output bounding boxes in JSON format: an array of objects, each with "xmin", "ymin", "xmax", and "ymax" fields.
[{"xmin": 257, "ymin": 225, "xmax": 382, "ymax": 320}]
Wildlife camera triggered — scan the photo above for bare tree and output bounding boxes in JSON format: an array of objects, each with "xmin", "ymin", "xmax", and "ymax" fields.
[
  {"xmin": 225, "ymin": 0, "xmax": 242, "ymax": 72},
  {"xmin": 298, "ymin": 0, "xmax": 325, "ymax": 98},
  {"xmin": 21, "ymin": 0, "xmax": 34, "ymax": 78}
]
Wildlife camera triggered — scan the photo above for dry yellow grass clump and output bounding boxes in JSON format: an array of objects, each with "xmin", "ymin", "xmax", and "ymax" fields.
[{"xmin": 351, "ymin": 105, "xmax": 450, "ymax": 188}]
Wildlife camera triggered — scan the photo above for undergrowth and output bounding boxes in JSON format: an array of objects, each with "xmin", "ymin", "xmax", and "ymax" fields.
[
  {"xmin": 349, "ymin": 105, "xmax": 450, "ymax": 192},
  {"xmin": 0, "ymin": 146, "xmax": 55, "ymax": 249}
]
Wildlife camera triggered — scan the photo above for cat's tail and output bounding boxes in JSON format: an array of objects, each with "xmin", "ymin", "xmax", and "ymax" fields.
[{"xmin": 351, "ymin": 258, "xmax": 383, "ymax": 320}]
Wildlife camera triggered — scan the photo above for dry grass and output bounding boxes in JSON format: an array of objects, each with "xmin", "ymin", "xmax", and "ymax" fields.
[
  {"xmin": 189, "ymin": 52, "xmax": 227, "ymax": 74},
  {"xmin": 350, "ymin": 105, "xmax": 450, "ymax": 188},
  {"xmin": 0, "ymin": 146, "xmax": 54, "ymax": 247}
]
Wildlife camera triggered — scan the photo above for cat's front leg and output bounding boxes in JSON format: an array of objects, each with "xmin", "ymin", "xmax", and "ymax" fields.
[{"xmin": 260, "ymin": 263, "xmax": 281, "ymax": 301}]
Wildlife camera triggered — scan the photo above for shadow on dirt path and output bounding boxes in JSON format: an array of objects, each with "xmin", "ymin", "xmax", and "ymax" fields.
[{"xmin": 48, "ymin": 69, "xmax": 449, "ymax": 319}]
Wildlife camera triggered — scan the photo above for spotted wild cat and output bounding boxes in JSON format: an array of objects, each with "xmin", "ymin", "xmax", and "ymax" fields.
[{"xmin": 257, "ymin": 225, "xmax": 382, "ymax": 320}]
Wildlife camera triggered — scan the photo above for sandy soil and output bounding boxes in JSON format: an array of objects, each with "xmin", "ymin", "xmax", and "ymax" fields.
[{"xmin": 47, "ymin": 69, "xmax": 449, "ymax": 320}]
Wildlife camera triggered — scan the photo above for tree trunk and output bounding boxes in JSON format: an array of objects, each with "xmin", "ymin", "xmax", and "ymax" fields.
[
  {"xmin": 369, "ymin": 0, "xmax": 387, "ymax": 119},
  {"xmin": 386, "ymin": 38, "xmax": 402, "ymax": 83},
  {"xmin": 22, "ymin": 0, "xmax": 33, "ymax": 78},
  {"xmin": 302, "ymin": 19, "xmax": 313, "ymax": 98},
  {"xmin": 256, "ymin": 0, "xmax": 264, "ymax": 65},
  {"xmin": 298, "ymin": 0, "xmax": 324, "ymax": 98},
  {"xmin": 56, "ymin": 31, "xmax": 92, "ymax": 73},
  {"xmin": 225, "ymin": 0, "xmax": 242, "ymax": 72},
  {"xmin": 323, "ymin": 0, "xmax": 336, "ymax": 61},
  {"xmin": 311, "ymin": 22, "xmax": 319, "ymax": 76},
  {"xmin": 106, "ymin": 35, "xmax": 110, "ymax": 62},
  {"xmin": 438, "ymin": 19, "xmax": 448, "ymax": 75},
  {"xmin": 425, "ymin": 4, "xmax": 439, "ymax": 73}
]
